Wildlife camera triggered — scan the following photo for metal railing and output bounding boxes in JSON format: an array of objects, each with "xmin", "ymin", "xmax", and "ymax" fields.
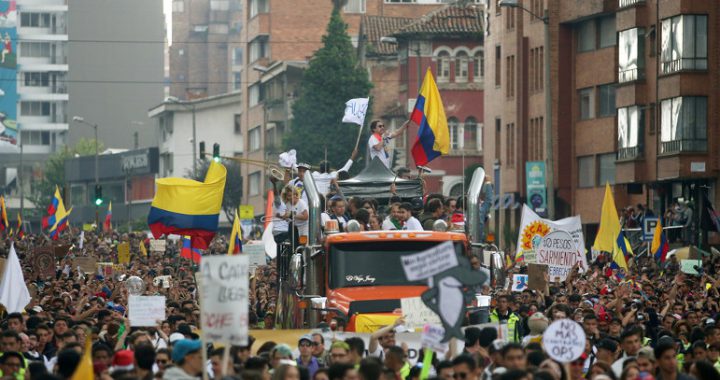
[
  {"xmin": 660, "ymin": 139, "xmax": 707, "ymax": 154},
  {"xmin": 619, "ymin": 0, "xmax": 645, "ymax": 8},
  {"xmin": 617, "ymin": 145, "xmax": 642, "ymax": 160},
  {"xmin": 619, "ymin": 67, "xmax": 643, "ymax": 83},
  {"xmin": 661, "ymin": 58, "xmax": 708, "ymax": 74}
]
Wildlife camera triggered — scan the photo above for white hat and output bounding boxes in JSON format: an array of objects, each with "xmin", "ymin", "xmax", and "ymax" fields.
[{"xmin": 169, "ymin": 332, "xmax": 185, "ymax": 343}]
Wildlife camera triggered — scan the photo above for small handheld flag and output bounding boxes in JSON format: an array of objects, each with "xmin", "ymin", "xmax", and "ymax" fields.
[
  {"xmin": 103, "ymin": 202, "xmax": 113, "ymax": 232},
  {"xmin": 0, "ymin": 195, "xmax": 8, "ymax": 232},
  {"xmin": 228, "ymin": 210, "xmax": 243, "ymax": 255},
  {"xmin": 651, "ymin": 220, "xmax": 669, "ymax": 263}
]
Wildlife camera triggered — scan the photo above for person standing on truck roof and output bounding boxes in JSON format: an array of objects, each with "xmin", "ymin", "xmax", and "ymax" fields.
[
  {"xmin": 284, "ymin": 186, "xmax": 309, "ymax": 243},
  {"xmin": 398, "ymin": 203, "xmax": 423, "ymax": 231},
  {"xmin": 313, "ymin": 149, "xmax": 358, "ymax": 196},
  {"xmin": 289, "ymin": 163, "xmax": 311, "ymax": 204},
  {"xmin": 368, "ymin": 120, "xmax": 410, "ymax": 170}
]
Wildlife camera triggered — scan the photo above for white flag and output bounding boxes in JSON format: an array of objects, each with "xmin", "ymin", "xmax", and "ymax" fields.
[
  {"xmin": 342, "ymin": 98, "xmax": 369, "ymax": 126},
  {"xmin": 78, "ymin": 230, "xmax": 85, "ymax": 250},
  {"xmin": 0, "ymin": 243, "xmax": 31, "ymax": 313},
  {"xmin": 262, "ymin": 221, "xmax": 278, "ymax": 259}
]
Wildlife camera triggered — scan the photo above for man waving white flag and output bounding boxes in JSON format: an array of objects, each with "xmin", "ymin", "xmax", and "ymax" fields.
[
  {"xmin": 0, "ymin": 243, "xmax": 31, "ymax": 313},
  {"xmin": 342, "ymin": 97, "xmax": 369, "ymax": 126}
]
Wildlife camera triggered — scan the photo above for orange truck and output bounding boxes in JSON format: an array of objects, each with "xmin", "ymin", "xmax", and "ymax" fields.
[{"xmin": 275, "ymin": 167, "xmax": 497, "ymax": 330}]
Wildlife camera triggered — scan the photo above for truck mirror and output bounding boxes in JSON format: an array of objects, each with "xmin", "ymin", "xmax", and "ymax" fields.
[{"xmin": 289, "ymin": 252, "xmax": 304, "ymax": 291}]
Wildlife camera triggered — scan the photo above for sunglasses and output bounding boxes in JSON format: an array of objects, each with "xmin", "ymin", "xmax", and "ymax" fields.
[
  {"xmin": 299, "ymin": 342, "xmax": 312, "ymax": 347},
  {"xmin": 453, "ymin": 373, "xmax": 468, "ymax": 379},
  {"xmin": 156, "ymin": 359, "xmax": 168, "ymax": 365}
]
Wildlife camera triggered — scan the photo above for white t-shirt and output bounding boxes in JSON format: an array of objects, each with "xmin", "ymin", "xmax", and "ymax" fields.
[
  {"xmin": 289, "ymin": 177, "xmax": 309, "ymax": 204},
  {"xmin": 273, "ymin": 202, "xmax": 289, "ymax": 235},
  {"xmin": 402, "ymin": 216, "xmax": 424, "ymax": 231},
  {"xmin": 287, "ymin": 199, "xmax": 309, "ymax": 237},
  {"xmin": 368, "ymin": 134, "xmax": 392, "ymax": 168},
  {"xmin": 382, "ymin": 216, "xmax": 400, "ymax": 230},
  {"xmin": 312, "ymin": 159, "xmax": 354, "ymax": 195}
]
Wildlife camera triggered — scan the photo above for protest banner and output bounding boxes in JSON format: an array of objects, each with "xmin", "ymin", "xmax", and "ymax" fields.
[
  {"xmin": 118, "ymin": 243, "xmax": 131, "ymax": 264},
  {"xmin": 543, "ymin": 319, "xmax": 586, "ymax": 363},
  {"xmin": 243, "ymin": 241, "xmax": 267, "ymax": 268},
  {"xmin": 680, "ymin": 259, "xmax": 703, "ymax": 275},
  {"xmin": 75, "ymin": 257, "xmax": 97, "ymax": 274},
  {"xmin": 150, "ymin": 239, "xmax": 166, "ymax": 252},
  {"xmin": 516, "ymin": 205, "xmax": 587, "ymax": 280},
  {"xmin": 129, "ymin": 295, "xmax": 166, "ymax": 326},
  {"xmin": 401, "ymin": 241, "xmax": 458, "ymax": 281},
  {"xmin": 200, "ymin": 255, "xmax": 249, "ymax": 345},
  {"xmin": 239, "ymin": 205, "xmax": 254, "ymax": 220},
  {"xmin": 421, "ymin": 324, "xmax": 449, "ymax": 355},
  {"xmin": 511, "ymin": 274, "xmax": 528, "ymax": 292},
  {"xmin": 527, "ymin": 263, "xmax": 548, "ymax": 291},
  {"xmin": 98, "ymin": 262, "xmax": 114, "ymax": 277},
  {"xmin": 401, "ymin": 297, "xmax": 442, "ymax": 329},
  {"xmin": 153, "ymin": 275, "xmax": 172, "ymax": 288}
]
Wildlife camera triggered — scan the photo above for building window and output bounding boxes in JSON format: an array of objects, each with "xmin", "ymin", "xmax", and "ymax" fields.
[
  {"xmin": 530, "ymin": 0, "xmax": 543, "ymax": 22},
  {"xmin": 233, "ymin": 47, "xmax": 243, "ymax": 66},
  {"xmin": 249, "ymin": 36, "xmax": 268, "ymax": 63},
  {"xmin": 23, "ymin": 72, "xmax": 50, "ymax": 87},
  {"xmin": 599, "ymin": 16, "xmax": 616, "ymax": 48},
  {"xmin": 578, "ymin": 156, "xmax": 595, "ymax": 188},
  {"xmin": 210, "ymin": 0, "xmax": 229, "ymax": 10},
  {"xmin": 172, "ymin": 0, "xmax": 184, "ymax": 12},
  {"xmin": 19, "ymin": 42, "xmax": 51, "ymax": 58},
  {"xmin": 249, "ymin": 126, "xmax": 261, "ymax": 151},
  {"xmin": 578, "ymin": 16, "xmax": 616, "ymax": 52},
  {"xmin": 505, "ymin": 55, "xmax": 514, "ymax": 98},
  {"xmin": 529, "ymin": 117, "xmax": 544, "ymax": 161},
  {"xmin": 529, "ymin": 47, "xmax": 544, "ymax": 92},
  {"xmin": 344, "ymin": 0, "xmax": 366, "ymax": 13},
  {"xmin": 617, "ymin": 105, "xmax": 643, "ymax": 160},
  {"xmin": 249, "ymin": 83, "xmax": 264, "ymax": 107},
  {"xmin": 455, "ymin": 52, "xmax": 468, "ymax": 83},
  {"xmin": 618, "ymin": 28, "xmax": 645, "ymax": 83},
  {"xmin": 249, "ymin": 171, "xmax": 261, "ymax": 196},
  {"xmin": 506, "ymin": 123, "xmax": 515, "ymax": 167},
  {"xmin": 577, "ymin": 20, "xmax": 596, "ymax": 52},
  {"xmin": 448, "ymin": 117, "xmax": 460, "ymax": 150},
  {"xmin": 21, "ymin": 101, "xmax": 51, "ymax": 116},
  {"xmin": 436, "ymin": 51, "xmax": 450, "ymax": 82},
  {"xmin": 249, "ymin": 0, "xmax": 268, "ymax": 18},
  {"xmin": 598, "ymin": 154, "xmax": 616, "ymax": 185},
  {"xmin": 473, "ymin": 50, "xmax": 484, "ymax": 82},
  {"xmin": 579, "ymin": 88, "xmax": 594, "ymax": 120},
  {"xmin": 661, "ymin": 14, "xmax": 708, "ymax": 74},
  {"xmin": 234, "ymin": 72, "xmax": 242, "ymax": 90},
  {"xmin": 598, "ymin": 84, "xmax": 616, "ymax": 117},
  {"xmin": 20, "ymin": 131, "xmax": 50, "ymax": 146},
  {"xmin": 660, "ymin": 96, "xmax": 707, "ymax": 154},
  {"xmin": 505, "ymin": 7, "xmax": 515, "ymax": 29},
  {"xmin": 20, "ymin": 13, "xmax": 52, "ymax": 27},
  {"xmin": 494, "ymin": 45, "xmax": 501, "ymax": 86},
  {"xmin": 464, "ymin": 117, "xmax": 478, "ymax": 151},
  {"xmin": 234, "ymin": 114, "xmax": 242, "ymax": 134}
]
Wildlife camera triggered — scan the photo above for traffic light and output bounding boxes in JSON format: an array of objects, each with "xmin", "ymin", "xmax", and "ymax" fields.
[
  {"xmin": 94, "ymin": 185, "xmax": 103, "ymax": 206},
  {"xmin": 213, "ymin": 143, "xmax": 220, "ymax": 162},
  {"xmin": 199, "ymin": 141, "xmax": 206, "ymax": 160}
]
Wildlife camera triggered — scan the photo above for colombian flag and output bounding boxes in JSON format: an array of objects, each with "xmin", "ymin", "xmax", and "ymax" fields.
[
  {"xmin": 410, "ymin": 68, "xmax": 450, "ymax": 166},
  {"xmin": 181, "ymin": 235, "xmax": 202, "ymax": 263},
  {"xmin": 651, "ymin": 220, "xmax": 669, "ymax": 263},
  {"xmin": 49, "ymin": 205, "xmax": 72, "ymax": 240},
  {"xmin": 42, "ymin": 186, "xmax": 62, "ymax": 229},
  {"xmin": 16, "ymin": 212, "xmax": 24, "ymax": 239},
  {"xmin": 228, "ymin": 210, "xmax": 242, "ymax": 255},
  {"xmin": 0, "ymin": 195, "xmax": 8, "ymax": 232},
  {"xmin": 148, "ymin": 161, "xmax": 227, "ymax": 249},
  {"xmin": 593, "ymin": 183, "xmax": 630, "ymax": 271},
  {"xmin": 103, "ymin": 202, "xmax": 112, "ymax": 232}
]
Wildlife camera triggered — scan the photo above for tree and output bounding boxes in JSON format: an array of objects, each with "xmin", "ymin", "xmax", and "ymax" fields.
[
  {"xmin": 187, "ymin": 159, "xmax": 243, "ymax": 223},
  {"xmin": 284, "ymin": 6, "xmax": 373, "ymax": 171},
  {"xmin": 27, "ymin": 138, "xmax": 105, "ymax": 218}
]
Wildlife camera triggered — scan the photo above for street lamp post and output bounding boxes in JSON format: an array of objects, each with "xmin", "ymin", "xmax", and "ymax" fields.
[
  {"xmin": 72, "ymin": 115, "xmax": 100, "ymax": 226},
  {"xmin": 167, "ymin": 97, "xmax": 197, "ymax": 178},
  {"xmin": 499, "ymin": 0, "xmax": 555, "ymax": 219}
]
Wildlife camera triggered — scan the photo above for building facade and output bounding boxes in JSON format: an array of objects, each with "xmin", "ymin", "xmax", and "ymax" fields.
[{"xmin": 484, "ymin": 0, "xmax": 720, "ymax": 249}]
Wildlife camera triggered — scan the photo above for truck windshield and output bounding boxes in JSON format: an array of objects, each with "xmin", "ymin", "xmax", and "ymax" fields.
[{"xmin": 328, "ymin": 240, "xmax": 465, "ymax": 288}]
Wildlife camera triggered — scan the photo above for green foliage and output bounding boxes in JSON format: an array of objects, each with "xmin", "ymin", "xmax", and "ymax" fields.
[
  {"xmin": 284, "ymin": 8, "xmax": 373, "ymax": 171},
  {"xmin": 27, "ymin": 139, "xmax": 105, "ymax": 218},
  {"xmin": 187, "ymin": 159, "xmax": 243, "ymax": 222}
]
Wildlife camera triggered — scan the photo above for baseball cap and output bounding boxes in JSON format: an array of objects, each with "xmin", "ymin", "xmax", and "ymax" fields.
[
  {"xmin": 637, "ymin": 346, "xmax": 656, "ymax": 361},
  {"xmin": 299, "ymin": 334, "xmax": 313, "ymax": 344},
  {"xmin": 172, "ymin": 339, "xmax": 202, "ymax": 363},
  {"xmin": 111, "ymin": 350, "xmax": 135, "ymax": 373},
  {"xmin": 169, "ymin": 332, "xmax": 185, "ymax": 344},
  {"xmin": 297, "ymin": 163, "xmax": 311, "ymax": 170}
]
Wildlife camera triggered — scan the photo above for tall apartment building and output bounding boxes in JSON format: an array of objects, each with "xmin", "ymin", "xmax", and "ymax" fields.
[
  {"xmin": 484, "ymin": 0, "xmax": 720, "ymax": 248},
  {"xmin": 0, "ymin": 0, "xmax": 69, "ymax": 212}
]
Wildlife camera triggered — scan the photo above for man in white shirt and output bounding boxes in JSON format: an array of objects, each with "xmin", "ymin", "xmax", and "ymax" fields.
[
  {"xmin": 398, "ymin": 202, "xmax": 423, "ymax": 231},
  {"xmin": 312, "ymin": 149, "xmax": 358, "ymax": 195},
  {"xmin": 368, "ymin": 120, "xmax": 409, "ymax": 169}
]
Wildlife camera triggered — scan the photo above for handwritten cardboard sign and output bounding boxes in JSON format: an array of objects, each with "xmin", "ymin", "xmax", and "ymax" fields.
[
  {"xmin": 401, "ymin": 241, "xmax": 458, "ymax": 281},
  {"xmin": 200, "ymin": 255, "xmax": 249, "ymax": 345},
  {"xmin": 527, "ymin": 263, "xmax": 548, "ymax": 291},
  {"xmin": 129, "ymin": 296, "xmax": 166, "ymax": 326},
  {"xmin": 244, "ymin": 241, "xmax": 267, "ymax": 268},
  {"xmin": 543, "ymin": 319, "xmax": 586, "ymax": 363},
  {"xmin": 421, "ymin": 324, "xmax": 449, "ymax": 354},
  {"xmin": 150, "ymin": 239, "xmax": 166, "ymax": 252},
  {"xmin": 75, "ymin": 257, "xmax": 97, "ymax": 273},
  {"xmin": 401, "ymin": 297, "xmax": 442, "ymax": 329},
  {"xmin": 680, "ymin": 259, "xmax": 702, "ymax": 275}
]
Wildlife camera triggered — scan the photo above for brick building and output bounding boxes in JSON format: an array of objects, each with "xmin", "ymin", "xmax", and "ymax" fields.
[
  {"xmin": 484, "ymin": 0, "xmax": 720, "ymax": 249},
  {"xmin": 360, "ymin": 3, "xmax": 485, "ymax": 195}
]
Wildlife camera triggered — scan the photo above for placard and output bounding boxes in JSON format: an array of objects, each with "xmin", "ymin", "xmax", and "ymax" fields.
[
  {"xmin": 401, "ymin": 241, "xmax": 458, "ymax": 281},
  {"xmin": 118, "ymin": 243, "xmax": 130, "ymax": 264},
  {"xmin": 150, "ymin": 239, "xmax": 166, "ymax": 252},
  {"xmin": 642, "ymin": 218, "xmax": 658, "ymax": 242},
  {"xmin": 54, "ymin": 244, "xmax": 71, "ymax": 258},
  {"xmin": 98, "ymin": 262, "xmax": 114, "ymax": 277},
  {"xmin": 680, "ymin": 259, "xmax": 702, "ymax": 275},
  {"xmin": 75, "ymin": 257, "xmax": 97, "ymax": 273},
  {"xmin": 511, "ymin": 274, "xmax": 528, "ymax": 292},
  {"xmin": 239, "ymin": 205, "xmax": 254, "ymax": 220},
  {"xmin": 401, "ymin": 297, "xmax": 442, "ymax": 329},
  {"xmin": 244, "ymin": 241, "xmax": 267, "ymax": 268},
  {"xmin": 527, "ymin": 263, "xmax": 548, "ymax": 291},
  {"xmin": 34, "ymin": 249, "xmax": 56, "ymax": 279},
  {"xmin": 200, "ymin": 255, "xmax": 249, "ymax": 345},
  {"xmin": 129, "ymin": 296, "xmax": 166, "ymax": 326},
  {"xmin": 543, "ymin": 319, "xmax": 586, "ymax": 363},
  {"xmin": 421, "ymin": 324, "xmax": 449, "ymax": 354},
  {"xmin": 153, "ymin": 275, "xmax": 172, "ymax": 288}
]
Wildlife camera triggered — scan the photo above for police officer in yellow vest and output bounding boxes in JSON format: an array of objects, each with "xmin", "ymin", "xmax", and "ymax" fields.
[{"xmin": 489, "ymin": 294, "xmax": 522, "ymax": 342}]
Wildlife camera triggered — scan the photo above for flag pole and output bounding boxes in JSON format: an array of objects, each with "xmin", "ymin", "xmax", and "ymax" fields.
[
  {"xmin": 354, "ymin": 122, "xmax": 364, "ymax": 151},
  {"xmin": 221, "ymin": 340, "xmax": 231, "ymax": 377}
]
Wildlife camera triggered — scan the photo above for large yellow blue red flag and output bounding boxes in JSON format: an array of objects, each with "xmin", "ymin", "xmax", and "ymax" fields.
[
  {"xmin": 42, "ymin": 186, "xmax": 72, "ymax": 240},
  {"xmin": 651, "ymin": 219, "xmax": 669, "ymax": 263},
  {"xmin": 593, "ymin": 183, "xmax": 631, "ymax": 270},
  {"xmin": 42, "ymin": 186, "xmax": 62, "ymax": 229},
  {"xmin": 0, "ymin": 195, "xmax": 8, "ymax": 232},
  {"xmin": 148, "ymin": 161, "xmax": 227, "ymax": 249},
  {"xmin": 228, "ymin": 210, "xmax": 243, "ymax": 255},
  {"xmin": 410, "ymin": 68, "xmax": 449, "ymax": 166}
]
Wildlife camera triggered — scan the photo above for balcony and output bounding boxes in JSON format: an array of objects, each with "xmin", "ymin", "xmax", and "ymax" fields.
[
  {"xmin": 617, "ymin": 145, "xmax": 642, "ymax": 160},
  {"xmin": 660, "ymin": 139, "xmax": 707, "ymax": 154},
  {"xmin": 618, "ymin": 67, "xmax": 644, "ymax": 84},
  {"xmin": 618, "ymin": 0, "xmax": 644, "ymax": 8},
  {"xmin": 661, "ymin": 58, "xmax": 708, "ymax": 75}
]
